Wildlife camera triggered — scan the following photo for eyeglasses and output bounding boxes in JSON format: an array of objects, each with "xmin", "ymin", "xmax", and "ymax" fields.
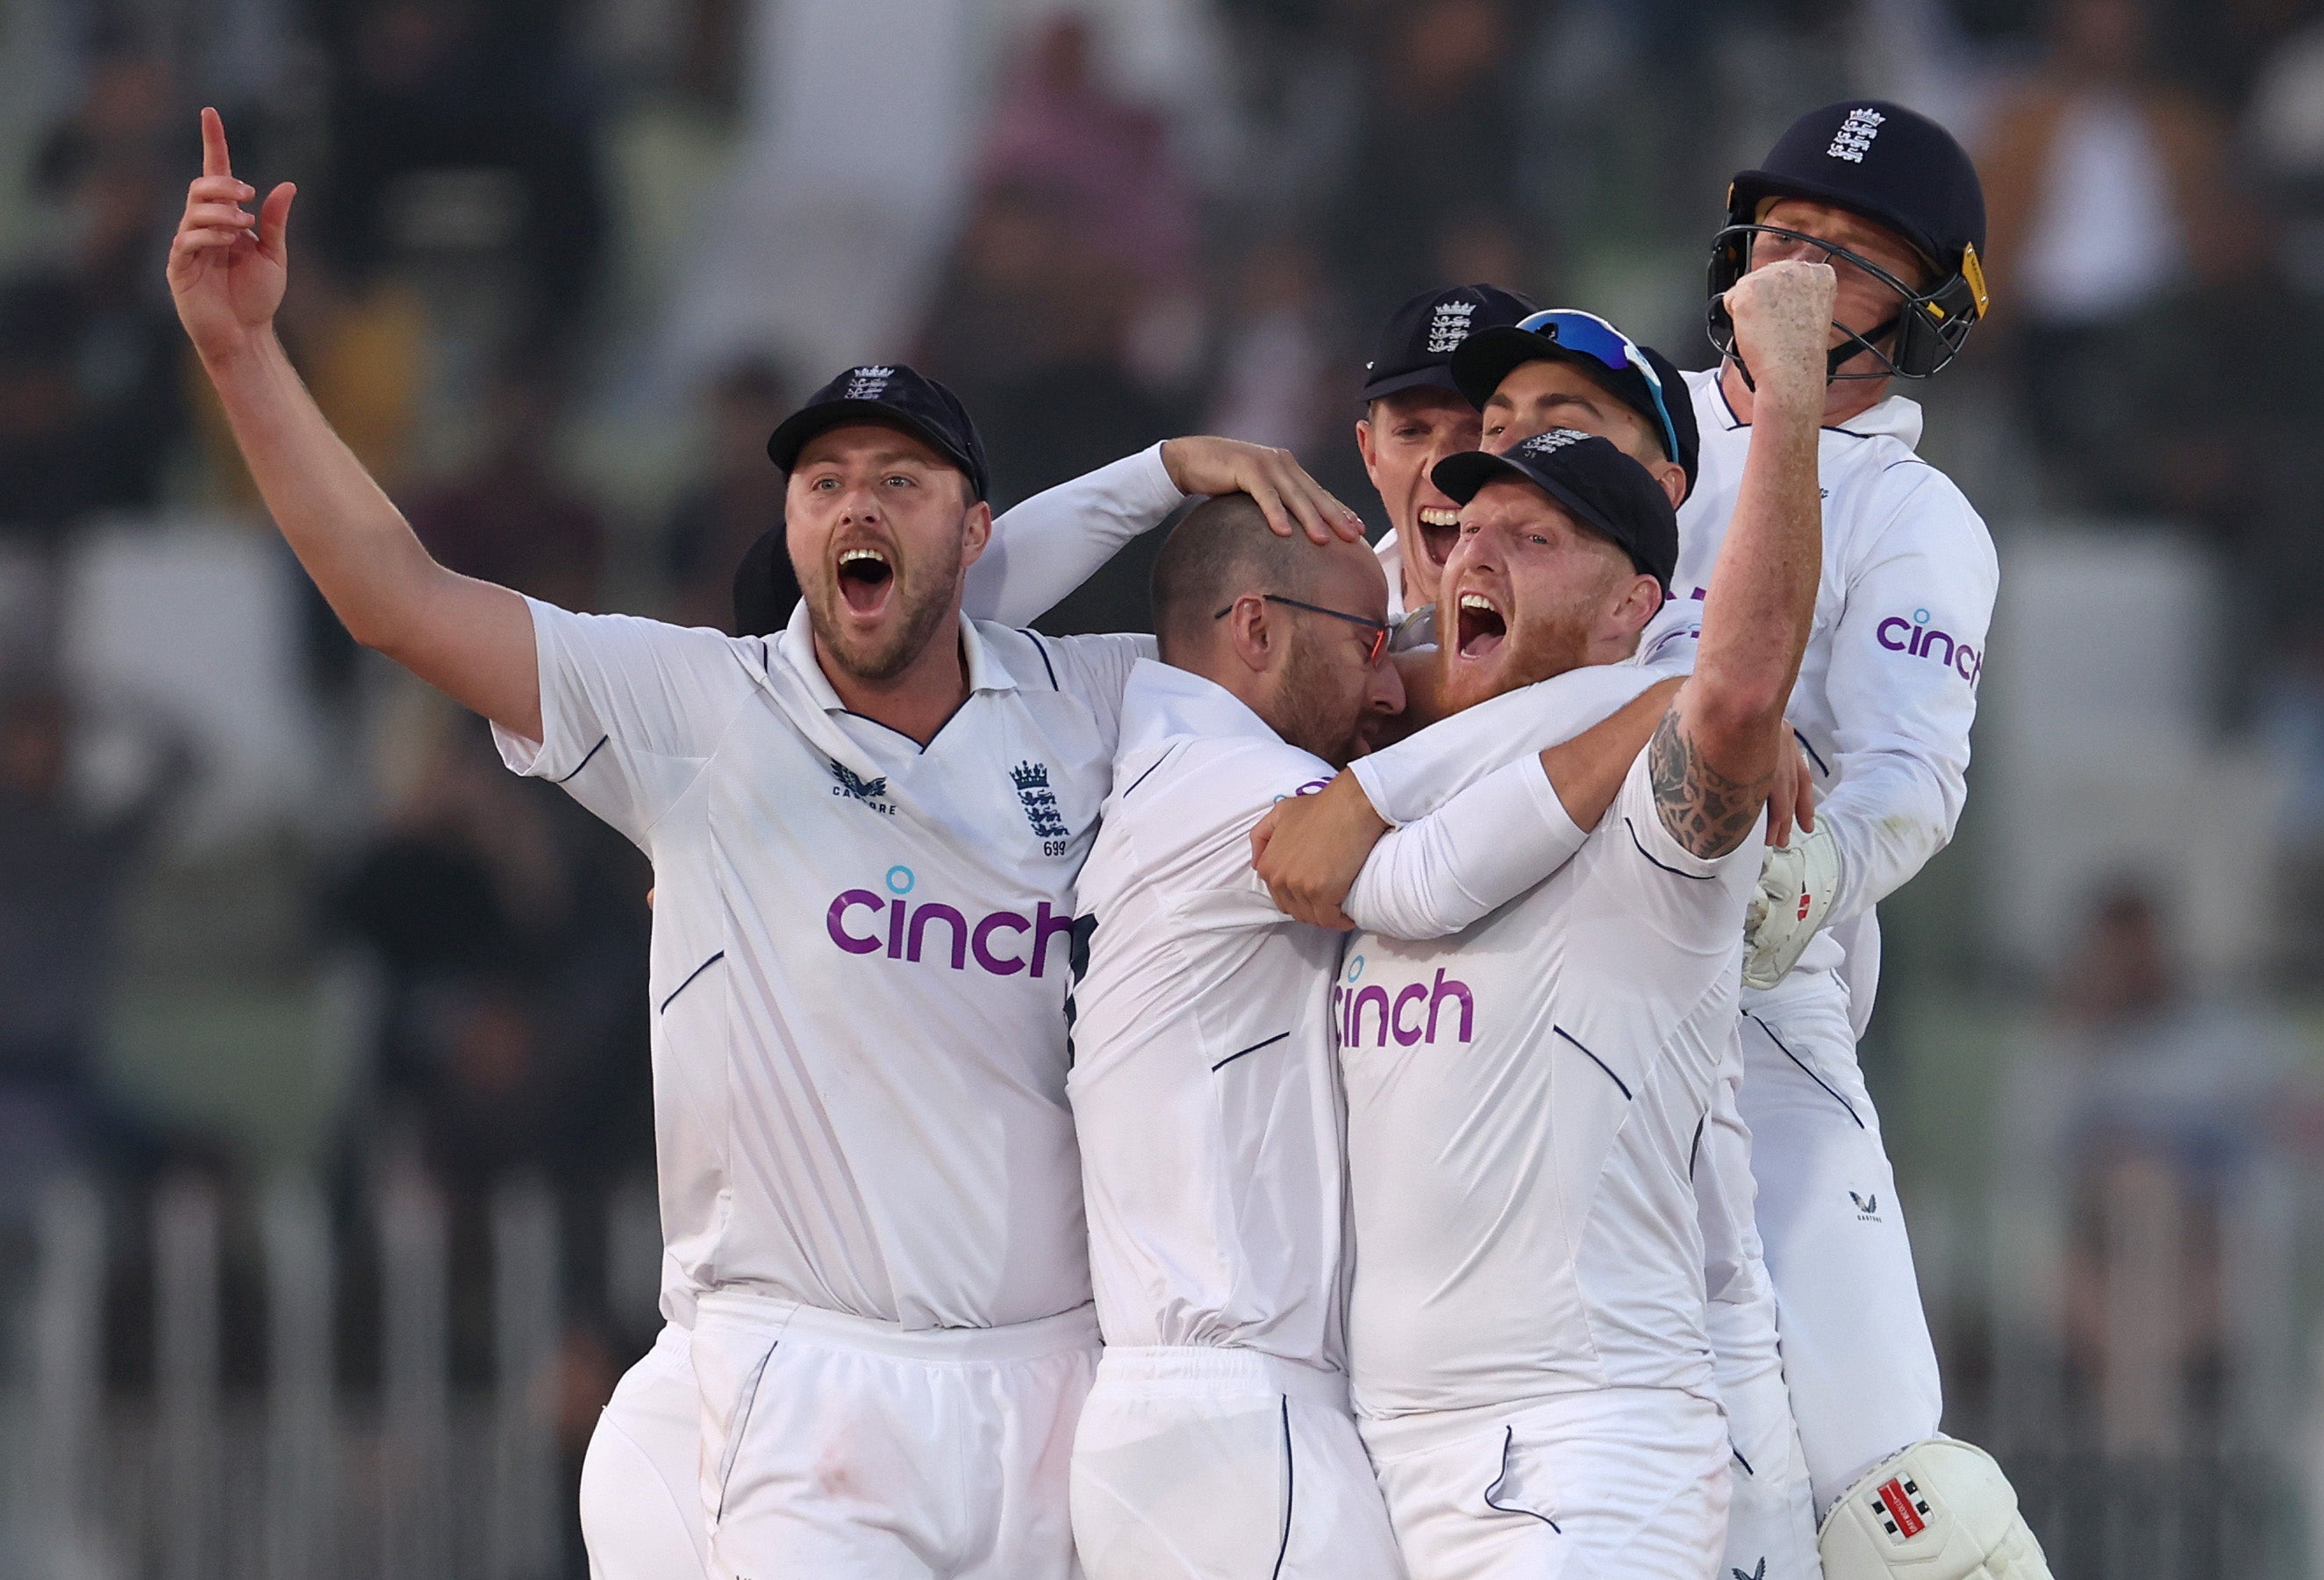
[
  {"xmin": 1515, "ymin": 309, "xmax": 1684, "ymax": 468},
  {"xmin": 1214, "ymin": 594, "xmax": 1393, "ymax": 667}
]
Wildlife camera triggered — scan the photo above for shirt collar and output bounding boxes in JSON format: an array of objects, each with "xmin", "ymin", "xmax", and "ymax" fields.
[
  {"xmin": 1829, "ymin": 391, "xmax": 1923, "ymax": 448},
  {"xmin": 774, "ymin": 600, "xmax": 1019, "ymax": 713},
  {"xmin": 1119, "ymin": 658, "xmax": 1284, "ymax": 757},
  {"xmin": 1705, "ymin": 366, "xmax": 1925, "ymax": 451}
]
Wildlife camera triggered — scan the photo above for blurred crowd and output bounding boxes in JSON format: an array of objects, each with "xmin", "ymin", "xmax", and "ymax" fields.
[{"xmin": 11, "ymin": 0, "xmax": 2324, "ymax": 1569}]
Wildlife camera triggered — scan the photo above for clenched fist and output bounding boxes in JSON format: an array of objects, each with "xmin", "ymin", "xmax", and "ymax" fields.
[
  {"xmin": 167, "ymin": 108, "xmax": 297, "ymax": 368},
  {"xmin": 1720, "ymin": 259, "xmax": 1837, "ymax": 414}
]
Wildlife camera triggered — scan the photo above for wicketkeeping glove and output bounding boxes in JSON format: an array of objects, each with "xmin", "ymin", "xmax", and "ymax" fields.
[{"xmin": 1742, "ymin": 825, "xmax": 1840, "ymax": 990}]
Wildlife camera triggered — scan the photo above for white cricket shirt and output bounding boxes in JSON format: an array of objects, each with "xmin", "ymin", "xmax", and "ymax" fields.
[
  {"xmin": 1069, "ymin": 659, "xmax": 1620, "ymax": 1377},
  {"xmin": 1640, "ymin": 368, "xmax": 1997, "ymax": 1030},
  {"xmin": 497, "ymin": 597, "xmax": 1145, "ymax": 1331},
  {"xmin": 1339, "ymin": 752, "xmax": 1763, "ymax": 1420},
  {"xmin": 1066, "ymin": 661, "xmax": 1349, "ymax": 1371}
]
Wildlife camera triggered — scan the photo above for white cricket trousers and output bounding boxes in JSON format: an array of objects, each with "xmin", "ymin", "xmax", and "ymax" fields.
[
  {"xmin": 1698, "ymin": 1039, "xmax": 1820, "ymax": 1579},
  {"xmin": 1740, "ymin": 999, "xmax": 1944, "ymax": 1514},
  {"xmin": 1069, "ymin": 1347, "xmax": 1407, "ymax": 1580},
  {"xmin": 689, "ymin": 1290, "xmax": 1098, "ymax": 1580},
  {"xmin": 1359, "ymin": 1389, "xmax": 1730, "ymax": 1580},
  {"xmin": 580, "ymin": 1321, "xmax": 712, "ymax": 1580}
]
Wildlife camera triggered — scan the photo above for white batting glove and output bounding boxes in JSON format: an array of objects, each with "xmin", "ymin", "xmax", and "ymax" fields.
[{"xmin": 1742, "ymin": 825, "xmax": 1841, "ymax": 990}]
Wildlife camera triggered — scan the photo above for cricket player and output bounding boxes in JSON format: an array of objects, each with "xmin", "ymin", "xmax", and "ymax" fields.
[
  {"xmin": 1296, "ymin": 254, "xmax": 1834, "ymax": 1578},
  {"xmin": 1349, "ymin": 284, "xmax": 1535, "ymax": 624},
  {"xmin": 1655, "ymin": 103, "xmax": 2044, "ymax": 1580},
  {"xmin": 962, "ymin": 282, "xmax": 1813, "ymax": 1575},
  {"xmin": 1443, "ymin": 307, "xmax": 1819, "ymax": 1577},
  {"xmin": 1064, "ymin": 492, "xmax": 1683, "ymax": 1577},
  {"xmin": 165, "ymin": 109, "xmax": 1368, "ymax": 1580},
  {"xmin": 1262, "ymin": 103, "xmax": 2048, "ymax": 1580}
]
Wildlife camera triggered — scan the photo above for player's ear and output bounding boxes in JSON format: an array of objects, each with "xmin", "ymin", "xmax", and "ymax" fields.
[
  {"xmin": 959, "ymin": 496, "xmax": 993, "ymax": 568},
  {"xmin": 1653, "ymin": 460, "xmax": 1686, "ymax": 511},
  {"xmin": 1615, "ymin": 574, "xmax": 1662, "ymax": 641},
  {"xmin": 1222, "ymin": 593, "xmax": 1275, "ymax": 674},
  {"xmin": 1354, "ymin": 415, "xmax": 1381, "ymax": 483}
]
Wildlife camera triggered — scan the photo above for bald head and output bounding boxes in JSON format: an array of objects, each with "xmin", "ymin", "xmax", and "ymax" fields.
[
  {"xmin": 1149, "ymin": 490, "xmax": 1403, "ymax": 767},
  {"xmin": 1152, "ymin": 493, "xmax": 1325, "ymax": 664}
]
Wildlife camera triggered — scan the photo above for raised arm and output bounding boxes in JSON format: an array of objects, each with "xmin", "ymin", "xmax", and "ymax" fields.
[
  {"xmin": 168, "ymin": 109, "xmax": 540, "ymax": 739},
  {"xmin": 1649, "ymin": 260, "xmax": 1833, "ymax": 859},
  {"xmin": 964, "ymin": 439, "xmax": 1368, "ymax": 626}
]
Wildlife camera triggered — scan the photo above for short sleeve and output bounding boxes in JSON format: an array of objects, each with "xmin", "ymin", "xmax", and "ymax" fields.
[
  {"xmin": 492, "ymin": 597, "xmax": 755, "ymax": 845},
  {"xmin": 1029, "ymin": 631, "xmax": 1158, "ymax": 754},
  {"xmin": 1589, "ymin": 749, "xmax": 1764, "ymax": 947}
]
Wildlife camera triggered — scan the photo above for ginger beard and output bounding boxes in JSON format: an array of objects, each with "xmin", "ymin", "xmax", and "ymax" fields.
[
  {"xmin": 1437, "ymin": 480, "xmax": 1652, "ymax": 715},
  {"xmin": 787, "ymin": 427, "xmax": 981, "ymax": 683}
]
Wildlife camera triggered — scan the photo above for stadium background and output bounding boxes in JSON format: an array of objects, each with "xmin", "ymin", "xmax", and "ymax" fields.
[{"xmin": 4, "ymin": 0, "xmax": 2324, "ymax": 1574}]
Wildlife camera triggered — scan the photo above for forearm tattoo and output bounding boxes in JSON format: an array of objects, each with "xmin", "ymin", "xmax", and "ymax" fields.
[{"xmin": 1647, "ymin": 710, "xmax": 1770, "ymax": 860}]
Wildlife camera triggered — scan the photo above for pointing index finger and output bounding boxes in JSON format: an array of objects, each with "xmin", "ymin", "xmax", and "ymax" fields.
[{"xmin": 201, "ymin": 107, "xmax": 232, "ymax": 181}]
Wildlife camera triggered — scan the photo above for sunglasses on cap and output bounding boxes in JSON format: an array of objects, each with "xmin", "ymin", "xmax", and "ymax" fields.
[
  {"xmin": 1215, "ymin": 594, "xmax": 1393, "ymax": 668},
  {"xmin": 1514, "ymin": 310, "xmax": 1684, "ymax": 469}
]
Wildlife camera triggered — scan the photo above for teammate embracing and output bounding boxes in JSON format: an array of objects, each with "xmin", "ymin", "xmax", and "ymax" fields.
[
  {"xmin": 1259, "ymin": 103, "xmax": 2049, "ymax": 1579},
  {"xmin": 1299, "ymin": 256, "xmax": 1836, "ymax": 1579},
  {"xmin": 1656, "ymin": 103, "xmax": 2049, "ymax": 1580},
  {"xmin": 164, "ymin": 109, "xmax": 1366, "ymax": 1580}
]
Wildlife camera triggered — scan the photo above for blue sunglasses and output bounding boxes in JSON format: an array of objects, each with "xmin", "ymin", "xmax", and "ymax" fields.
[{"xmin": 1514, "ymin": 309, "xmax": 1684, "ymax": 469}]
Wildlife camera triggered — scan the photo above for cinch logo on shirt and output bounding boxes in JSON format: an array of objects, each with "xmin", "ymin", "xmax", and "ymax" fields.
[
  {"xmin": 1335, "ymin": 955, "xmax": 1475, "ymax": 1048},
  {"xmin": 1876, "ymin": 607, "xmax": 1981, "ymax": 685},
  {"xmin": 825, "ymin": 864, "xmax": 1076, "ymax": 977}
]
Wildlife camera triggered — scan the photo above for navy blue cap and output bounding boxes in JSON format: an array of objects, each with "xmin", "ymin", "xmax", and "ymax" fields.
[
  {"xmin": 1727, "ymin": 101, "xmax": 1985, "ymax": 276},
  {"xmin": 1449, "ymin": 325, "xmax": 1700, "ymax": 501},
  {"xmin": 1360, "ymin": 283, "xmax": 1536, "ymax": 404},
  {"xmin": 1432, "ymin": 428, "xmax": 1678, "ymax": 591},
  {"xmin": 767, "ymin": 363, "xmax": 990, "ymax": 502}
]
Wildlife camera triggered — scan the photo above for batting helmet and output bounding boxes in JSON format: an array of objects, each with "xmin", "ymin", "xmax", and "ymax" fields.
[{"xmin": 1707, "ymin": 101, "xmax": 1990, "ymax": 381}]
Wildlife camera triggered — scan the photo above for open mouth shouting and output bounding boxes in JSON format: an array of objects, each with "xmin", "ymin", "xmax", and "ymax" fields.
[
  {"xmin": 1454, "ymin": 587, "xmax": 1508, "ymax": 661},
  {"xmin": 1416, "ymin": 504, "xmax": 1461, "ymax": 571},
  {"xmin": 835, "ymin": 544, "xmax": 896, "ymax": 617}
]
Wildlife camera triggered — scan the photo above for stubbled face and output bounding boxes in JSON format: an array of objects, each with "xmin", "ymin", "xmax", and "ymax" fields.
[
  {"xmin": 1355, "ymin": 387, "xmax": 1479, "ymax": 608},
  {"xmin": 1263, "ymin": 541, "xmax": 1405, "ymax": 769},
  {"xmin": 1749, "ymin": 198, "xmax": 1934, "ymax": 377},
  {"xmin": 786, "ymin": 425, "xmax": 986, "ymax": 683},
  {"xmin": 1438, "ymin": 479, "xmax": 1651, "ymax": 713}
]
